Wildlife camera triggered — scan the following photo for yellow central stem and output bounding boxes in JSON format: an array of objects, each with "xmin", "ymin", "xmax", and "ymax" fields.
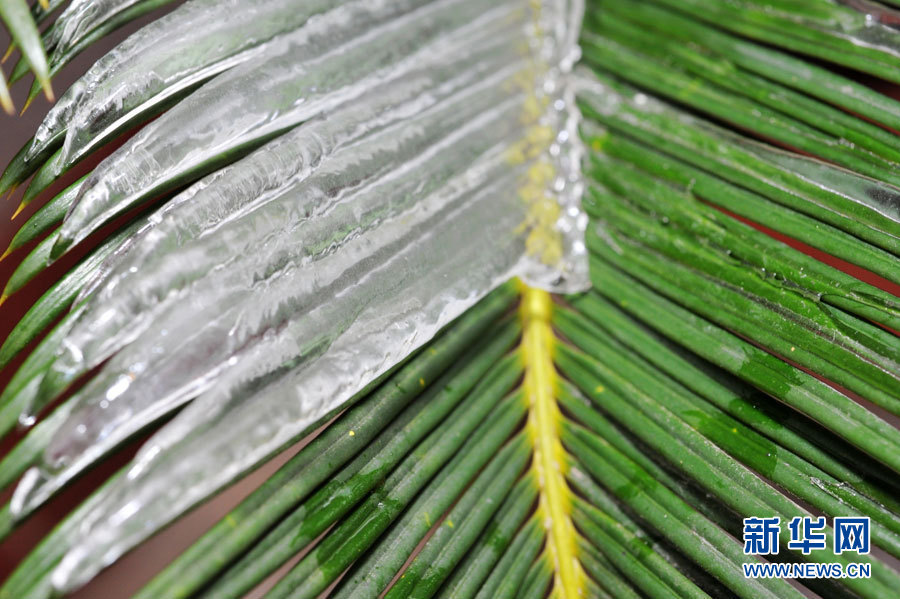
[{"xmin": 518, "ymin": 281, "xmax": 584, "ymax": 598}]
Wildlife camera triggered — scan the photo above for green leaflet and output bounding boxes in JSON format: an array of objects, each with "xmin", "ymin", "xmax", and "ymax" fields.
[
  {"xmin": 2, "ymin": 276, "xmax": 898, "ymax": 599},
  {"xmin": 4, "ymin": 229, "xmax": 59, "ymax": 299},
  {"xmin": 429, "ymin": 473, "xmax": 538, "ymax": 598},
  {"xmin": 137, "ymin": 322, "xmax": 521, "ymax": 599},
  {"xmin": 0, "ymin": 217, "xmax": 144, "ymax": 378},
  {"xmin": 572, "ymin": 497, "xmax": 710, "ymax": 599},
  {"xmin": 594, "ymin": 0, "xmax": 900, "ymax": 134},
  {"xmin": 563, "ymin": 426, "xmax": 801, "ymax": 599},
  {"xmin": 646, "ymin": 0, "xmax": 900, "ymax": 85},
  {"xmin": 577, "ymin": 71, "xmax": 900, "ymax": 256},
  {"xmin": 585, "ymin": 220, "xmax": 900, "ymax": 415},
  {"xmin": 577, "ymin": 537, "xmax": 643, "ymax": 599},
  {"xmin": 568, "ymin": 293, "xmax": 900, "ymax": 509},
  {"xmin": 1, "ymin": 285, "xmax": 519, "ymax": 599},
  {"xmin": 556, "ymin": 307, "xmax": 900, "ymax": 559},
  {"xmin": 3, "ymin": 176, "xmax": 83, "ymax": 259},
  {"xmin": 513, "ymin": 554, "xmax": 553, "ymax": 599},
  {"xmin": 263, "ymin": 397, "xmax": 527, "ymax": 599},
  {"xmin": 0, "ymin": 134, "xmax": 59, "ymax": 199},
  {"xmin": 580, "ymin": 22, "xmax": 900, "ymax": 185},
  {"xmin": 582, "ymin": 258, "xmax": 900, "ymax": 474},
  {"xmin": 0, "ymin": 304, "xmax": 86, "ymax": 449},
  {"xmin": 380, "ymin": 435, "xmax": 530, "ymax": 598},
  {"xmin": 557, "ymin": 346, "xmax": 900, "ymax": 598},
  {"xmin": 582, "ymin": 125, "xmax": 900, "ymax": 285},
  {"xmin": 0, "ymin": 0, "xmax": 50, "ymax": 100},
  {"xmin": 587, "ymin": 153, "xmax": 900, "ymax": 330},
  {"xmin": 472, "ymin": 518, "xmax": 544, "ymax": 599}
]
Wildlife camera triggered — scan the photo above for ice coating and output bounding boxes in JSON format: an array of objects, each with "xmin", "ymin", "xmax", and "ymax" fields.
[
  {"xmin": 671, "ymin": 0, "xmax": 900, "ymax": 59},
  {"xmin": 684, "ymin": 111, "xmax": 900, "ymax": 247},
  {"xmin": 52, "ymin": 159, "xmax": 529, "ymax": 592},
  {"xmin": 45, "ymin": 0, "xmax": 147, "ymax": 57},
  {"xmin": 818, "ymin": 2, "xmax": 900, "ymax": 61},
  {"xmin": 18, "ymin": 0, "xmax": 536, "ymax": 507},
  {"xmin": 53, "ymin": 0, "xmax": 512, "ymax": 256},
  {"xmin": 60, "ymin": 0, "xmax": 443, "ymax": 169},
  {"xmin": 28, "ymin": 0, "xmax": 349, "ymax": 161},
  {"xmin": 19, "ymin": 64, "xmax": 532, "ymax": 503},
  {"xmin": 20, "ymin": 100, "xmax": 528, "ymax": 515},
  {"xmin": 72, "ymin": 40, "xmax": 512, "ymax": 307},
  {"xmin": 517, "ymin": 0, "xmax": 587, "ymax": 291},
  {"xmin": 10, "ymin": 0, "xmax": 589, "ymax": 590},
  {"xmin": 32, "ymin": 4, "xmax": 528, "ymax": 414}
]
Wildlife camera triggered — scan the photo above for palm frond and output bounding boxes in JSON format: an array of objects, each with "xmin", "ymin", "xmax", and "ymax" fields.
[{"xmin": 0, "ymin": 0, "xmax": 899, "ymax": 598}]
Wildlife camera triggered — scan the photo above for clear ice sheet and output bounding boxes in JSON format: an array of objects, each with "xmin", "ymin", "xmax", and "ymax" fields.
[
  {"xmin": 22, "ymin": 64, "xmax": 531, "ymax": 509},
  {"xmin": 45, "ymin": 0, "xmax": 147, "ymax": 58},
  {"xmin": 29, "ymin": 0, "xmax": 350, "ymax": 162},
  {"xmin": 9, "ymin": 0, "xmax": 589, "ymax": 591},
  {"xmin": 55, "ymin": 161, "xmax": 529, "ymax": 592},
  {"xmin": 61, "ymin": 0, "xmax": 449, "ymax": 169},
  {"xmin": 56, "ymin": 0, "xmax": 519, "ymax": 253},
  {"xmin": 36, "ymin": 13, "xmax": 530, "ymax": 410}
]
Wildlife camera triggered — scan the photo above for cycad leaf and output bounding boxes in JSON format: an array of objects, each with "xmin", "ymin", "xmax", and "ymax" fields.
[
  {"xmin": 603, "ymin": 0, "xmax": 900, "ymax": 132},
  {"xmin": 0, "ymin": 1, "xmax": 899, "ymax": 599}
]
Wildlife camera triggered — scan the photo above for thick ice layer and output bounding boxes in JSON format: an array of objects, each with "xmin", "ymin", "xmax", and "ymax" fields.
[
  {"xmin": 24, "ymin": 123, "xmax": 528, "ymax": 520},
  {"xmin": 29, "ymin": 0, "xmax": 349, "ymax": 161},
  {"xmin": 20, "ymin": 73, "xmax": 531, "ymax": 507},
  {"xmin": 11, "ymin": 0, "xmax": 589, "ymax": 591},
  {"xmin": 55, "ymin": 0, "xmax": 524, "ymax": 257},
  {"xmin": 52, "ymin": 150, "xmax": 534, "ymax": 592},
  {"xmin": 45, "ymin": 0, "xmax": 147, "ymax": 57},
  {"xmin": 73, "ymin": 39, "xmax": 516, "ymax": 306},
  {"xmin": 31, "ymin": 7, "xmax": 528, "ymax": 417},
  {"xmin": 61, "ymin": 0, "xmax": 460, "ymax": 171}
]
